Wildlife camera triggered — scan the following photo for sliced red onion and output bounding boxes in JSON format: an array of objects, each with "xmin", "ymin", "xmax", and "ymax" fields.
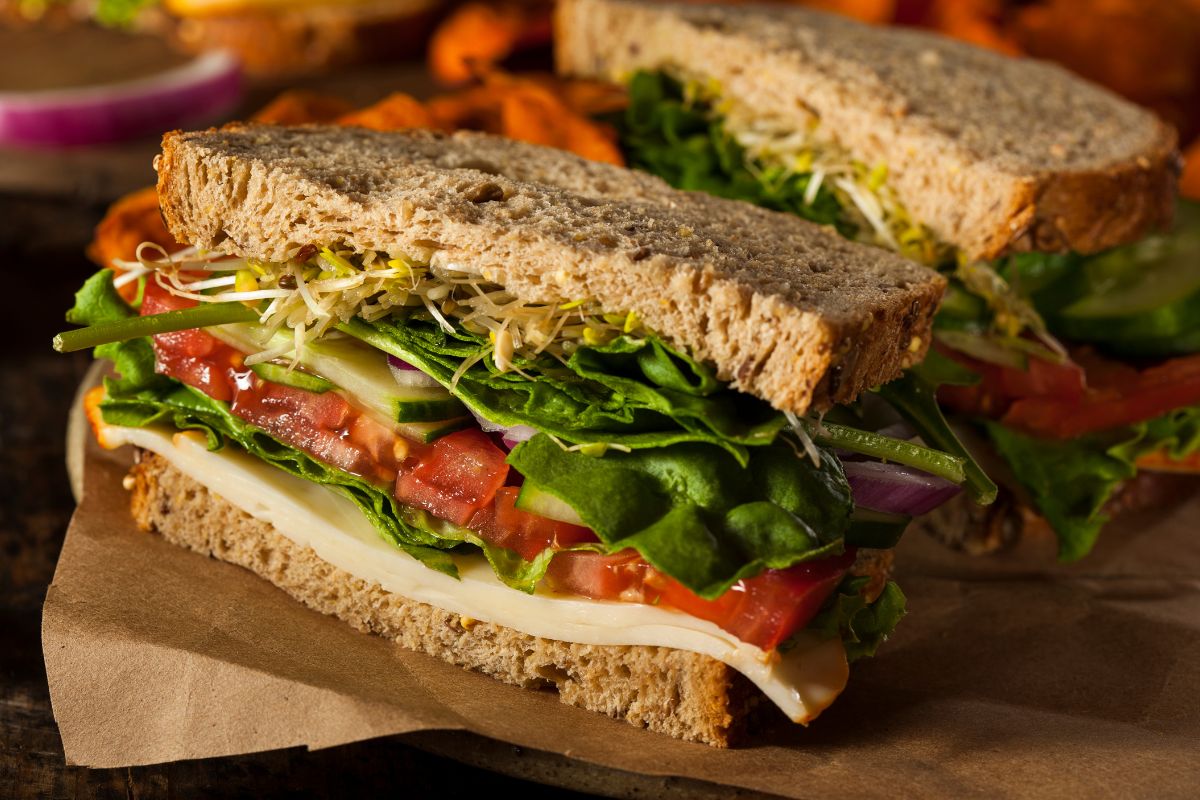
[
  {"xmin": 0, "ymin": 51, "xmax": 242, "ymax": 148},
  {"xmin": 843, "ymin": 460, "xmax": 961, "ymax": 517},
  {"xmin": 469, "ymin": 408, "xmax": 538, "ymax": 449},
  {"xmin": 501, "ymin": 428, "xmax": 538, "ymax": 450},
  {"xmin": 387, "ymin": 354, "xmax": 441, "ymax": 388}
]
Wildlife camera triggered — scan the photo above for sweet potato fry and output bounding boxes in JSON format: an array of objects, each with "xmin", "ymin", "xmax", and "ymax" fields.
[
  {"xmin": 1010, "ymin": 0, "xmax": 1200, "ymax": 140},
  {"xmin": 252, "ymin": 90, "xmax": 356, "ymax": 125},
  {"xmin": 1182, "ymin": 140, "xmax": 1200, "ymax": 202},
  {"xmin": 499, "ymin": 84, "xmax": 624, "ymax": 165},
  {"xmin": 483, "ymin": 71, "xmax": 628, "ymax": 116},
  {"xmin": 336, "ymin": 93, "xmax": 438, "ymax": 131},
  {"xmin": 793, "ymin": 0, "xmax": 895, "ymax": 24},
  {"xmin": 428, "ymin": 2, "xmax": 529, "ymax": 85},
  {"xmin": 925, "ymin": 0, "xmax": 1021, "ymax": 55},
  {"xmin": 426, "ymin": 85, "xmax": 506, "ymax": 132},
  {"xmin": 88, "ymin": 187, "xmax": 181, "ymax": 269}
]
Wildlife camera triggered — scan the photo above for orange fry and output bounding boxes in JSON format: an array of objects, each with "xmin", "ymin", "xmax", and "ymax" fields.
[
  {"xmin": 1182, "ymin": 140, "xmax": 1200, "ymax": 202},
  {"xmin": 794, "ymin": 0, "xmax": 895, "ymax": 24},
  {"xmin": 336, "ymin": 92, "xmax": 437, "ymax": 131},
  {"xmin": 925, "ymin": 0, "xmax": 1021, "ymax": 55},
  {"xmin": 252, "ymin": 90, "xmax": 356, "ymax": 125},
  {"xmin": 428, "ymin": 2, "xmax": 528, "ymax": 85},
  {"xmin": 482, "ymin": 71, "xmax": 629, "ymax": 116},
  {"xmin": 499, "ymin": 85, "xmax": 624, "ymax": 165},
  {"xmin": 87, "ymin": 186, "xmax": 183, "ymax": 301}
]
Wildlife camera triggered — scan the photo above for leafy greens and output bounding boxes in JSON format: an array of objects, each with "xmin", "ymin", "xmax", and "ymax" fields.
[
  {"xmin": 614, "ymin": 71, "xmax": 852, "ymax": 236},
  {"xmin": 986, "ymin": 406, "xmax": 1200, "ymax": 562},
  {"xmin": 71, "ymin": 269, "xmax": 875, "ymax": 603}
]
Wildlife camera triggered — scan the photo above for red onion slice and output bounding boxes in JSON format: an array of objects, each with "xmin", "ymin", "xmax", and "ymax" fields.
[
  {"xmin": 387, "ymin": 354, "xmax": 441, "ymax": 388},
  {"xmin": 0, "ymin": 51, "xmax": 242, "ymax": 147},
  {"xmin": 843, "ymin": 460, "xmax": 961, "ymax": 517},
  {"xmin": 469, "ymin": 408, "xmax": 538, "ymax": 449}
]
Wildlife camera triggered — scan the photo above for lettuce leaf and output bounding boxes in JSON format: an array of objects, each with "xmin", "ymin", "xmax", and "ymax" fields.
[
  {"xmin": 807, "ymin": 577, "xmax": 906, "ymax": 663},
  {"xmin": 986, "ymin": 405, "xmax": 1200, "ymax": 561},
  {"xmin": 508, "ymin": 434, "xmax": 851, "ymax": 599},
  {"xmin": 342, "ymin": 314, "xmax": 786, "ymax": 466},
  {"xmin": 615, "ymin": 71, "xmax": 851, "ymax": 235}
]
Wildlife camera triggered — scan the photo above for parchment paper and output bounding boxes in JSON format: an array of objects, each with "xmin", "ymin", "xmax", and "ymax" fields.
[{"xmin": 44, "ymin": 375, "xmax": 1200, "ymax": 797}]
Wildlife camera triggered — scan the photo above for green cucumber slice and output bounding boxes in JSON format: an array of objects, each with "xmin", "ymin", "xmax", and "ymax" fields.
[
  {"xmin": 1056, "ymin": 202, "xmax": 1200, "ymax": 341},
  {"xmin": 403, "ymin": 416, "xmax": 471, "ymax": 444},
  {"xmin": 515, "ymin": 482, "xmax": 585, "ymax": 525},
  {"xmin": 215, "ymin": 323, "xmax": 466, "ymax": 424},
  {"xmin": 249, "ymin": 362, "xmax": 337, "ymax": 394}
]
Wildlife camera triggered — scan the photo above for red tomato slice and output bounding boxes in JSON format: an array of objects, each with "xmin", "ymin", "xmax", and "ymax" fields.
[
  {"xmin": 936, "ymin": 344, "xmax": 1085, "ymax": 418},
  {"xmin": 470, "ymin": 487, "xmax": 598, "ymax": 560},
  {"xmin": 544, "ymin": 549, "xmax": 653, "ymax": 603},
  {"xmin": 396, "ymin": 428, "xmax": 510, "ymax": 526},
  {"xmin": 645, "ymin": 550, "xmax": 857, "ymax": 651},
  {"xmin": 545, "ymin": 548, "xmax": 856, "ymax": 650},
  {"xmin": 938, "ymin": 342, "xmax": 1200, "ymax": 439},
  {"xmin": 1002, "ymin": 352, "xmax": 1200, "ymax": 439}
]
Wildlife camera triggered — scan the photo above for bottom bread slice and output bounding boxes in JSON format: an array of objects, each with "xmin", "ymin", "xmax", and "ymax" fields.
[{"xmin": 126, "ymin": 450, "xmax": 767, "ymax": 746}]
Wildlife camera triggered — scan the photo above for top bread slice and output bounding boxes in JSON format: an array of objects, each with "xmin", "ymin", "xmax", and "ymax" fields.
[
  {"xmin": 155, "ymin": 124, "xmax": 943, "ymax": 416},
  {"xmin": 555, "ymin": 0, "xmax": 1179, "ymax": 260}
]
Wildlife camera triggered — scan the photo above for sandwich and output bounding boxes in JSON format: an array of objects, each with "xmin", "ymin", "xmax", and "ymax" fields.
[
  {"xmin": 56, "ymin": 123, "xmax": 959, "ymax": 745},
  {"xmin": 556, "ymin": 0, "xmax": 1197, "ymax": 561}
]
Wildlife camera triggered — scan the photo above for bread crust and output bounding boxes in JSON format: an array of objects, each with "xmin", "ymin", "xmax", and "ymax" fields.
[
  {"xmin": 555, "ymin": 0, "xmax": 1180, "ymax": 259},
  {"xmin": 155, "ymin": 124, "xmax": 945, "ymax": 416},
  {"xmin": 127, "ymin": 450, "xmax": 768, "ymax": 746}
]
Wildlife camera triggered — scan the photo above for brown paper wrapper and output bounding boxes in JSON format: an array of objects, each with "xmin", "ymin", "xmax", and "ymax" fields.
[{"xmin": 44, "ymin": 374, "xmax": 1200, "ymax": 795}]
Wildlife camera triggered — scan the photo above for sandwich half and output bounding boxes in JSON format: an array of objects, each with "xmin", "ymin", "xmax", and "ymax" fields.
[
  {"xmin": 557, "ymin": 0, "xmax": 1198, "ymax": 560},
  {"xmin": 60, "ymin": 124, "xmax": 957, "ymax": 746}
]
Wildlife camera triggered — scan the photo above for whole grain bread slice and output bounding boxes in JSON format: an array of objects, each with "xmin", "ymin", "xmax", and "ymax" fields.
[
  {"xmin": 156, "ymin": 123, "xmax": 944, "ymax": 416},
  {"xmin": 555, "ymin": 0, "xmax": 1179, "ymax": 259},
  {"xmin": 127, "ymin": 450, "xmax": 769, "ymax": 746}
]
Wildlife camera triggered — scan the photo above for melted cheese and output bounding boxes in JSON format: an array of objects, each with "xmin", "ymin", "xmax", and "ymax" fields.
[{"xmin": 103, "ymin": 423, "xmax": 850, "ymax": 723}]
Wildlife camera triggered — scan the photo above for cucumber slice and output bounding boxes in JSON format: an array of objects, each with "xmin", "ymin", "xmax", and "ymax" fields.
[
  {"xmin": 214, "ymin": 324, "xmax": 466, "ymax": 424},
  {"xmin": 250, "ymin": 362, "xmax": 337, "ymax": 394},
  {"xmin": 403, "ymin": 416, "xmax": 471, "ymax": 444},
  {"xmin": 1056, "ymin": 202, "xmax": 1200, "ymax": 341},
  {"xmin": 515, "ymin": 482, "xmax": 585, "ymax": 526}
]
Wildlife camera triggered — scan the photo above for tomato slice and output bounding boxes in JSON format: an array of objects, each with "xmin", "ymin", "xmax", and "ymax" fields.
[
  {"xmin": 470, "ymin": 487, "xmax": 598, "ymax": 559},
  {"xmin": 545, "ymin": 549, "xmax": 654, "ymax": 603},
  {"xmin": 645, "ymin": 551, "xmax": 857, "ymax": 651},
  {"xmin": 938, "ymin": 343, "xmax": 1200, "ymax": 439},
  {"xmin": 936, "ymin": 344, "xmax": 1085, "ymax": 418},
  {"xmin": 545, "ymin": 548, "xmax": 856, "ymax": 650},
  {"xmin": 1002, "ymin": 352, "xmax": 1200, "ymax": 439},
  {"xmin": 396, "ymin": 428, "xmax": 510, "ymax": 526},
  {"xmin": 144, "ymin": 285, "xmax": 405, "ymax": 483}
]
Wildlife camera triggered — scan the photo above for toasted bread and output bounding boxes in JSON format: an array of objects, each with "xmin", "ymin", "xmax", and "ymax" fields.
[{"xmin": 155, "ymin": 123, "xmax": 945, "ymax": 415}]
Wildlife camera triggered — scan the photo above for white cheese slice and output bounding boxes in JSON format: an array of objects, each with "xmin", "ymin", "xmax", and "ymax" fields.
[{"xmin": 102, "ymin": 422, "xmax": 850, "ymax": 723}]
